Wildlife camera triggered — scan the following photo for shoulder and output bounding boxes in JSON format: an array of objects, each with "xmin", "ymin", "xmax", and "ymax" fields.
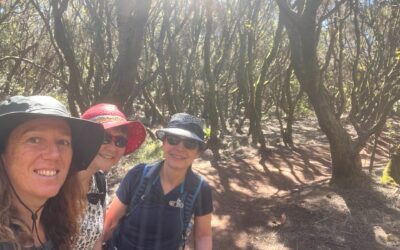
[
  {"xmin": 187, "ymin": 169, "xmax": 211, "ymax": 191},
  {"xmin": 127, "ymin": 163, "xmax": 147, "ymax": 175},
  {"xmin": 126, "ymin": 160, "xmax": 163, "ymax": 181},
  {"xmin": 186, "ymin": 169, "xmax": 213, "ymax": 216},
  {"xmin": 197, "ymin": 174, "xmax": 211, "ymax": 189},
  {"xmin": 121, "ymin": 163, "xmax": 147, "ymax": 182},
  {"xmin": 117, "ymin": 163, "xmax": 148, "ymax": 197},
  {"xmin": 198, "ymin": 177, "xmax": 212, "ymax": 197},
  {"xmin": 118, "ymin": 163, "xmax": 148, "ymax": 191},
  {"xmin": 186, "ymin": 169, "xmax": 213, "ymax": 202}
]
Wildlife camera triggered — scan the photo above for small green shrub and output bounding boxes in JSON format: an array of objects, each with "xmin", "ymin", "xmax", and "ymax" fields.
[
  {"xmin": 381, "ymin": 161, "xmax": 399, "ymax": 186},
  {"xmin": 381, "ymin": 146, "xmax": 400, "ymax": 186},
  {"xmin": 135, "ymin": 139, "xmax": 164, "ymax": 162},
  {"xmin": 121, "ymin": 138, "xmax": 163, "ymax": 170},
  {"xmin": 204, "ymin": 127, "xmax": 211, "ymax": 140}
]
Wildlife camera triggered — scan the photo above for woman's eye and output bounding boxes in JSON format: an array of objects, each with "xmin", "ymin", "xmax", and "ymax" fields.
[
  {"xmin": 28, "ymin": 137, "xmax": 41, "ymax": 144},
  {"xmin": 57, "ymin": 139, "xmax": 71, "ymax": 146}
]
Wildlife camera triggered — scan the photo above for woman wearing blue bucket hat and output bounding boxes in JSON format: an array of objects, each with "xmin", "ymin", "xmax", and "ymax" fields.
[
  {"xmin": 0, "ymin": 96, "xmax": 104, "ymax": 250},
  {"xmin": 103, "ymin": 113, "xmax": 213, "ymax": 250}
]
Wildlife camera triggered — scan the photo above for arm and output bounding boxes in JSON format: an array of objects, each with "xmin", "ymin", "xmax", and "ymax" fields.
[
  {"xmin": 102, "ymin": 197, "xmax": 127, "ymax": 241},
  {"xmin": 194, "ymin": 213, "xmax": 212, "ymax": 250}
]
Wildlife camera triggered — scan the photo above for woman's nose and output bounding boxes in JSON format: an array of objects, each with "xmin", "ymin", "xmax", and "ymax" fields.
[{"xmin": 41, "ymin": 142, "xmax": 62, "ymax": 159}]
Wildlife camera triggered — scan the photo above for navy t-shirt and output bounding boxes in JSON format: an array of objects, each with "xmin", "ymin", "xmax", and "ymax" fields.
[{"xmin": 113, "ymin": 163, "xmax": 213, "ymax": 250}]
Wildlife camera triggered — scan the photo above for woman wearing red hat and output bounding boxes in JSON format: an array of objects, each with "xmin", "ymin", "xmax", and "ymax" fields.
[{"xmin": 72, "ymin": 104, "xmax": 146, "ymax": 250}]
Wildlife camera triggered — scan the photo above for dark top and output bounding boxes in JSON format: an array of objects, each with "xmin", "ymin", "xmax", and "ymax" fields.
[
  {"xmin": 112, "ymin": 163, "xmax": 213, "ymax": 250},
  {"xmin": 0, "ymin": 241, "xmax": 54, "ymax": 250}
]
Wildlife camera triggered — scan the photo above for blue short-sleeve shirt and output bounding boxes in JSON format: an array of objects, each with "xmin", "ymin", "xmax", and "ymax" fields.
[{"xmin": 113, "ymin": 163, "xmax": 213, "ymax": 250}]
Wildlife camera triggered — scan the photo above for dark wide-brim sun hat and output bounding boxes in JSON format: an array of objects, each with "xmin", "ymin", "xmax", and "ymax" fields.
[
  {"xmin": 155, "ymin": 113, "xmax": 206, "ymax": 149},
  {"xmin": 81, "ymin": 103, "xmax": 146, "ymax": 155},
  {"xmin": 0, "ymin": 96, "xmax": 104, "ymax": 171}
]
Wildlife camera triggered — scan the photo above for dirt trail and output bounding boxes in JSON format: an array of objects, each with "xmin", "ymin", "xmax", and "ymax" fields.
[
  {"xmin": 186, "ymin": 118, "xmax": 400, "ymax": 250},
  {"xmin": 110, "ymin": 117, "xmax": 400, "ymax": 250}
]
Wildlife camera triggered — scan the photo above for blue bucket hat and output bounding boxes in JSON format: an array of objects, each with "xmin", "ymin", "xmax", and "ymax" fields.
[
  {"xmin": 155, "ymin": 113, "xmax": 206, "ymax": 149},
  {"xmin": 0, "ymin": 95, "xmax": 104, "ymax": 171}
]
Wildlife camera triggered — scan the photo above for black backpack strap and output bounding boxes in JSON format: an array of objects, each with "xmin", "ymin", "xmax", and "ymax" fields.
[
  {"xmin": 126, "ymin": 161, "xmax": 163, "ymax": 216},
  {"xmin": 94, "ymin": 170, "xmax": 107, "ymax": 206},
  {"xmin": 180, "ymin": 174, "xmax": 204, "ymax": 248}
]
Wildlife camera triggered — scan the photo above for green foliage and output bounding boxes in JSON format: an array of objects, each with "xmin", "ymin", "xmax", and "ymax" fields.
[
  {"xmin": 204, "ymin": 127, "xmax": 211, "ymax": 140},
  {"xmin": 125, "ymin": 138, "xmax": 163, "ymax": 166},
  {"xmin": 244, "ymin": 20, "xmax": 253, "ymax": 31},
  {"xmin": 52, "ymin": 93, "xmax": 68, "ymax": 106},
  {"xmin": 294, "ymin": 96, "xmax": 313, "ymax": 117},
  {"xmin": 381, "ymin": 146, "xmax": 400, "ymax": 186},
  {"xmin": 381, "ymin": 161, "xmax": 400, "ymax": 186},
  {"xmin": 394, "ymin": 102, "xmax": 400, "ymax": 114},
  {"xmin": 386, "ymin": 120, "xmax": 396, "ymax": 141}
]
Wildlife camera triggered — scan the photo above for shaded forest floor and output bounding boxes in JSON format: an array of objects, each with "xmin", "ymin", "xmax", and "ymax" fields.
[{"xmin": 109, "ymin": 116, "xmax": 400, "ymax": 250}]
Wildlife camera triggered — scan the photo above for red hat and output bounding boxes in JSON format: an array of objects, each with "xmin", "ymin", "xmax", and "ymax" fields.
[{"xmin": 81, "ymin": 103, "xmax": 146, "ymax": 155}]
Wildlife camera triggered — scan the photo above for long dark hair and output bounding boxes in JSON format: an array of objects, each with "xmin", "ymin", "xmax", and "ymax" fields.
[
  {"xmin": 42, "ymin": 170, "xmax": 85, "ymax": 249},
  {"xmin": 0, "ymin": 154, "xmax": 85, "ymax": 249},
  {"xmin": 0, "ymin": 159, "xmax": 19, "ymax": 248}
]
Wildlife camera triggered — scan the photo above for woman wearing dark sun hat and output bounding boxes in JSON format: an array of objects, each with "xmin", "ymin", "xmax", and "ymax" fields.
[
  {"xmin": 104, "ymin": 113, "xmax": 213, "ymax": 250},
  {"xmin": 0, "ymin": 95, "xmax": 104, "ymax": 250},
  {"xmin": 72, "ymin": 103, "xmax": 146, "ymax": 250}
]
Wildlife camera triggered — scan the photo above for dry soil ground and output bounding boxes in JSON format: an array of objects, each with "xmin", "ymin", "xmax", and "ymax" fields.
[{"xmin": 109, "ymin": 116, "xmax": 400, "ymax": 250}]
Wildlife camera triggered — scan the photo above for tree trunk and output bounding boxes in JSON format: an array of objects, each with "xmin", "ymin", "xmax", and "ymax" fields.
[
  {"xmin": 204, "ymin": 0, "xmax": 220, "ymax": 159},
  {"xmin": 252, "ymin": 14, "xmax": 283, "ymax": 151},
  {"xmin": 141, "ymin": 85, "xmax": 164, "ymax": 125},
  {"xmin": 281, "ymin": 66, "xmax": 294, "ymax": 147},
  {"xmin": 51, "ymin": 0, "xmax": 85, "ymax": 115},
  {"xmin": 104, "ymin": 0, "xmax": 151, "ymax": 113},
  {"xmin": 368, "ymin": 131, "xmax": 381, "ymax": 174},
  {"xmin": 276, "ymin": 0, "xmax": 365, "ymax": 188}
]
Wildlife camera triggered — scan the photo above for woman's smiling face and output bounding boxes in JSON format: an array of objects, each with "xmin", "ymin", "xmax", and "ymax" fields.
[
  {"xmin": 162, "ymin": 134, "xmax": 200, "ymax": 171},
  {"xmin": 91, "ymin": 127, "xmax": 127, "ymax": 172},
  {"xmin": 1, "ymin": 117, "xmax": 73, "ymax": 206}
]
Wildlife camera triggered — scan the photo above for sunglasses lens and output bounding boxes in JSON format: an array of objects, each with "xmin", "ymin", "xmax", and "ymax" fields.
[
  {"xmin": 183, "ymin": 140, "xmax": 199, "ymax": 150},
  {"xmin": 166, "ymin": 134, "xmax": 199, "ymax": 150},
  {"xmin": 103, "ymin": 133, "xmax": 128, "ymax": 148},
  {"xmin": 166, "ymin": 135, "xmax": 180, "ymax": 145},
  {"xmin": 115, "ymin": 137, "xmax": 128, "ymax": 148},
  {"xmin": 103, "ymin": 133, "xmax": 112, "ymax": 144}
]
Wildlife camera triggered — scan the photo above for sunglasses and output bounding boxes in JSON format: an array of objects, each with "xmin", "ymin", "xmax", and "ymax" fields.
[
  {"xmin": 165, "ymin": 134, "xmax": 200, "ymax": 150},
  {"xmin": 87, "ymin": 192, "xmax": 106, "ymax": 205},
  {"xmin": 103, "ymin": 133, "xmax": 128, "ymax": 148}
]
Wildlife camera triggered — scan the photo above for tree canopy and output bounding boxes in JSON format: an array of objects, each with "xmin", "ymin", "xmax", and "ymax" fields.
[{"xmin": 0, "ymin": 0, "xmax": 399, "ymax": 188}]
